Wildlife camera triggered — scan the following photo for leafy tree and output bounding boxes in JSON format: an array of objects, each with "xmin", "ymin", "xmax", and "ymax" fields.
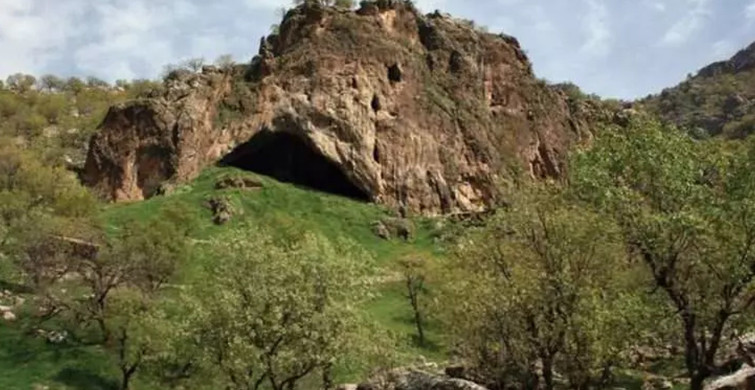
[
  {"xmin": 398, "ymin": 255, "xmax": 429, "ymax": 347},
  {"xmin": 39, "ymin": 74, "xmax": 66, "ymax": 91},
  {"xmin": 6, "ymin": 73, "xmax": 37, "ymax": 92},
  {"xmin": 214, "ymin": 54, "xmax": 235, "ymax": 70},
  {"xmin": 442, "ymin": 187, "xmax": 643, "ymax": 390},
  {"xmin": 182, "ymin": 57, "xmax": 205, "ymax": 72},
  {"xmin": 188, "ymin": 227, "xmax": 375, "ymax": 390},
  {"xmin": 571, "ymin": 117, "xmax": 755, "ymax": 390},
  {"xmin": 64, "ymin": 77, "xmax": 86, "ymax": 94},
  {"xmin": 86, "ymin": 76, "xmax": 110, "ymax": 88},
  {"xmin": 36, "ymin": 94, "xmax": 69, "ymax": 123}
]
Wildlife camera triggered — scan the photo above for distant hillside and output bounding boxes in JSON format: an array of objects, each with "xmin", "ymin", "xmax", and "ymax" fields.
[
  {"xmin": 0, "ymin": 75, "xmax": 161, "ymax": 166},
  {"xmin": 642, "ymin": 41, "xmax": 755, "ymax": 138}
]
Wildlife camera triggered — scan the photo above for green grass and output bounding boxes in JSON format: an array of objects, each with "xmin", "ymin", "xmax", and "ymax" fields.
[{"xmin": 0, "ymin": 166, "xmax": 451, "ymax": 389}]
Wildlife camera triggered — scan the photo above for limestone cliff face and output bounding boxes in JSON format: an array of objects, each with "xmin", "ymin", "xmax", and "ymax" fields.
[{"xmin": 83, "ymin": 1, "xmax": 592, "ymax": 215}]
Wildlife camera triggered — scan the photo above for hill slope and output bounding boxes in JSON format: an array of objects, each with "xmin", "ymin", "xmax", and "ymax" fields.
[
  {"xmin": 0, "ymin": 166, "xmax": 451, "ymax": 389},
  {"xmin": 643, "ymin": 41, "xmax": 755, "ymax": 138}
]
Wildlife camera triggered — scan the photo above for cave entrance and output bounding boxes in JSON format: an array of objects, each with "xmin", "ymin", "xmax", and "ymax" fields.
[{"xmin": 220, "ymin": 130, "xmax": 370, "ymax": 201}]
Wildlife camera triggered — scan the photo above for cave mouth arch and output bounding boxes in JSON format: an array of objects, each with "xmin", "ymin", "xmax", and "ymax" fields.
[{"xmin": 219, "ymin": 130, "xmax": 371, "ymax": 201}]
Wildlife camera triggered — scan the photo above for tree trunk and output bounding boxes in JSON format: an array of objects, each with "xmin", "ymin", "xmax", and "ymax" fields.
[
  {"xmin": 542, "ymin": 356, "xmax": 555, "ymax": 390},
  {"xmin": 407, "ymin": 278, "xmax": 425, "ymax": 347},
  {"xmin": 120, "ymin": 366, "xmax": 136, "ymax": 390},
  {"xmin": 412, "ymin": 302, "xmax": 425, "ymax": 347},
  {"xmin": 322, "ymin": 363, "xmax": 333, "ymax": 390},
  {"xmin": 690, "ymin": 373, "xmax": 705, "ymax": 390}
]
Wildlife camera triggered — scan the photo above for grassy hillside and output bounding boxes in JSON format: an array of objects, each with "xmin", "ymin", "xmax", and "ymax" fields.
[
  {"xmin": 641, "ymin": 41, "xmax": 755, "ymax": 138},
  {"xmin": 0, "ymin": 166, "xmax": 450, "ymax": 389}
]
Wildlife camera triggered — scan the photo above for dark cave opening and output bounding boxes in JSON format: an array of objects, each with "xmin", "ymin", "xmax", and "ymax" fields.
[{"xmin": 219, "ymin": 130, "xmax": 371, "ymax": 201}]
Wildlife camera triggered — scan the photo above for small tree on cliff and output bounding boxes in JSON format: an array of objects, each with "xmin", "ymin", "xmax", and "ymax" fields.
[{"xmin": 571, "ymin": 117, "xmax": 755, "ymax": 390}]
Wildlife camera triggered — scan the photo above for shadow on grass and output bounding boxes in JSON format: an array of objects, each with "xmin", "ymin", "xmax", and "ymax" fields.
[
  {"xmin": 410, "ymin": 335, "xmax": 443, "ymax": 353},
  {"xmin": 0, "ymin": 279, "xmax": 33, "ymax": 294},
  {"xmin": 54, "ymin": 368, "xmax": 117, "ymax": 390}
]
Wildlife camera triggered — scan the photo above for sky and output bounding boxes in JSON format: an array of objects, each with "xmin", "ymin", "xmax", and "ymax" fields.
[{"xmin": 0, "ymin": 0, "xmax": 753, "ymax": 99}]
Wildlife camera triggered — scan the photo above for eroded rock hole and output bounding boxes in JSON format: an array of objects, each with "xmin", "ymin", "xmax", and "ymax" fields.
[
  {"xmin": 387, "ymin": 63, "xmax": 402, "ymax": 83},
  {"xmin": 371, "ymin": 94, "xmax": 382, "ymax": 112},
  {"xmin": 219, "ymin": 131, "xmax": 370, "ymax": 200}
]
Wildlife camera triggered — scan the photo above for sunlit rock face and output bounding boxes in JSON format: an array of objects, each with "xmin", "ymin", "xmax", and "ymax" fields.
[{"xmin": 83, "ymin": 1, "xmax": 594, "ymax": 215}]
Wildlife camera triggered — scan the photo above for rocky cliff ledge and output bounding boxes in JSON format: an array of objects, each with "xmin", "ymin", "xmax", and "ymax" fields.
[{"xmin": 83, "ymin": 0, "xmax": 596, "ymax": 215}]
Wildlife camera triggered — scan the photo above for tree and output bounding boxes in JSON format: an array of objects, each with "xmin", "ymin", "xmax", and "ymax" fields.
[
  {"xmin": 39, "ymin": 74, "xmax": 66, "ymax": 91},
  {"xmin": 398, "ymin": 255, "xmax": 428, "ymax": 347},
  {"xmin": 571, "ymin": 117, "xmax": 755, "ymax": 390},
  {"xmin": 86, "ymin": 76, "xmax": 110, "ymax": 88},
  {"xmin": 64, "ymin": 77, "xmax": 86, "ymax": 94},
  {"xmin": 182, "ymin": 57, "xmax": 205, "ymax": 72},
  {"xmin": 6, "ymin": 73, "xmax": 36, "ymax": 92},
  {"xmin": 10, "ymin": 193, "xmax": 193, "ymax": 389},
  {"xmin": 214, "ymin": 54, "xmax": 235, "ymax": 70},
  {"xmin": 0, "ymin": 137, "xmax": 95, "ymax": 252},
  {"xmin": 188, "ymin": 227, "xmax": 375, "ymax": 390},
  {"xmin": 442, "ymin": 187, "xmax": 642, "ymax": 390}
]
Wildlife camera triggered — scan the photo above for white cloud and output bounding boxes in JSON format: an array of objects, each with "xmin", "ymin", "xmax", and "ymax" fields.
[
  {"xmin": 72, "ymin": 1, "xmax": 187, "ymax": 80},
  {"xmin": 0, "ymin": 0, "xmax": 87, "ymax": 76},
  {"xmin": 580, "ymin": 0, "xmax": 611, "ymax": 58},
  {"xmin": 659, "ymin": 0, "xmax": 711, "ymax": 47},
  {"xmin": 747, "ymin": 0, "xmax": 755, "ymax": 21},
  {"xmin": 644, "ymin": 0, "xmax": 666, "ymax": 12}
]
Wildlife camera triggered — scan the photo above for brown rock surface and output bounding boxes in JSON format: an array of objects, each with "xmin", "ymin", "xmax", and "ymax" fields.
[{"xmin": 83, "ymin": 1, "xmax": 595, "ymax": 215}]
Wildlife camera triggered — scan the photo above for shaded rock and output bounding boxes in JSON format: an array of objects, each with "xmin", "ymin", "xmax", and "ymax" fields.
[
  {"xmin": 717, "ymin": 333, "xmax": 755, "ymax": 373},
  {"xmin": 358, "ymin": 368, "xmax": 487, "ymax": 390},
  {"xmin": 706, "ymin": 366, "xmax": 755, "ymax": 390},
  {"xmin": 205, "ymin": 196, "xmax": 235, "ymax": 225},
  {"xmin": 2, "ymin": 311, "xmax": 16, "ymax": 321},
  {"xmin": 641, "ymin": 376, "xmax": 673, "ymax": 390},
  {"xmin": 215, "ymin": 175, "xmax": 263, "ymax": 190},
  {"xmin": 373, "ymin": 217, "xmax": 413, "ymax": 241},
  {"xmin": 373, "ymin": 221, "xmax": 392, "ymax": 240}
]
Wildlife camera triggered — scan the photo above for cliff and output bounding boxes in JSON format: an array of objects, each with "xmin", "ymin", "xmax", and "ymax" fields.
[{"xmin": 83, "ymin": 0, "xmax": 596, "ymax": 215}]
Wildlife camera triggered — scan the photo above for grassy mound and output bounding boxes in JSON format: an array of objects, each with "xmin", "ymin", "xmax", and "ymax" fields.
[{"xmin": 0, "ymin": 166, "xmax": 449, "ymax": 389}]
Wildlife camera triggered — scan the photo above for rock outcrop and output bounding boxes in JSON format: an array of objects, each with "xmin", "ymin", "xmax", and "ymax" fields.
[
  {"xmin": 83, "ymin": 1, "xmax": 595, "ymax": 215},
  {"xmin": 642, "ymin": 40, "xmax": 755, "ymax": 138},
  {"xmin": 705, "ymin": 366, "xmax": 755, "ymax": 390},
  {"xmin": 357, "ymin": 368, "xmax": 488, "ymax": 390}
]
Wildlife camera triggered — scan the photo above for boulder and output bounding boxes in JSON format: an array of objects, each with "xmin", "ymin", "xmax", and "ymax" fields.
[
  {"xmin": 641, "ymin": 376, "xmax": 673, "ymax": 390},
  {"xmin": 215, "ymin": 175, "xmax": 263, "ymax": 190},
  {"xmin": 205, "ymin": 196, "xmax": 235, "ymax": 225},
  {"xmin": 718, "ymin": 333, "xmax": 755, "ymax": 372},
  {"xmin": 2, "ymin": 311, "xmax": 16, "ymax": 321},
  {"xmin": 706, "ymin": 366, "xmax": 755, "ymax": 390},
  {"xmin": 372, "ymin": 218, "xmax": 414, "ymax": 241},
  {"xmin": 358, "ymin": 368, "xmax": 487, "ymax": 390}
]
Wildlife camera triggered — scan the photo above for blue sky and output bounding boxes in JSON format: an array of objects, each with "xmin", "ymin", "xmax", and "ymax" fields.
[{"xmin": 0, "ymin": 0, "xmax": 753, "ymax": 99}]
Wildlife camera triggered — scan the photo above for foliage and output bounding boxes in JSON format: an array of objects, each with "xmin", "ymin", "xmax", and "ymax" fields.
[
  {"xmin": 0, "ymin": 75, "xmax": 132, "ymax": 164},
  {"xmin": 571, "ymin": 117, "xmax": 755, "ymax": 390},
  {"xmin": 0, "ymin": 137, "xmax": 96, "ymax": 255},
  {"xmin": 642, "ymin": 65, "xmax": 755, "ymax": 138},
  {"xmin": 186, "ymin": 227, "xmax": 379, "ymax": 390},
  {"xmin": 441, "ymin": 186, "xmax": 644, "ymax": 390}
]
